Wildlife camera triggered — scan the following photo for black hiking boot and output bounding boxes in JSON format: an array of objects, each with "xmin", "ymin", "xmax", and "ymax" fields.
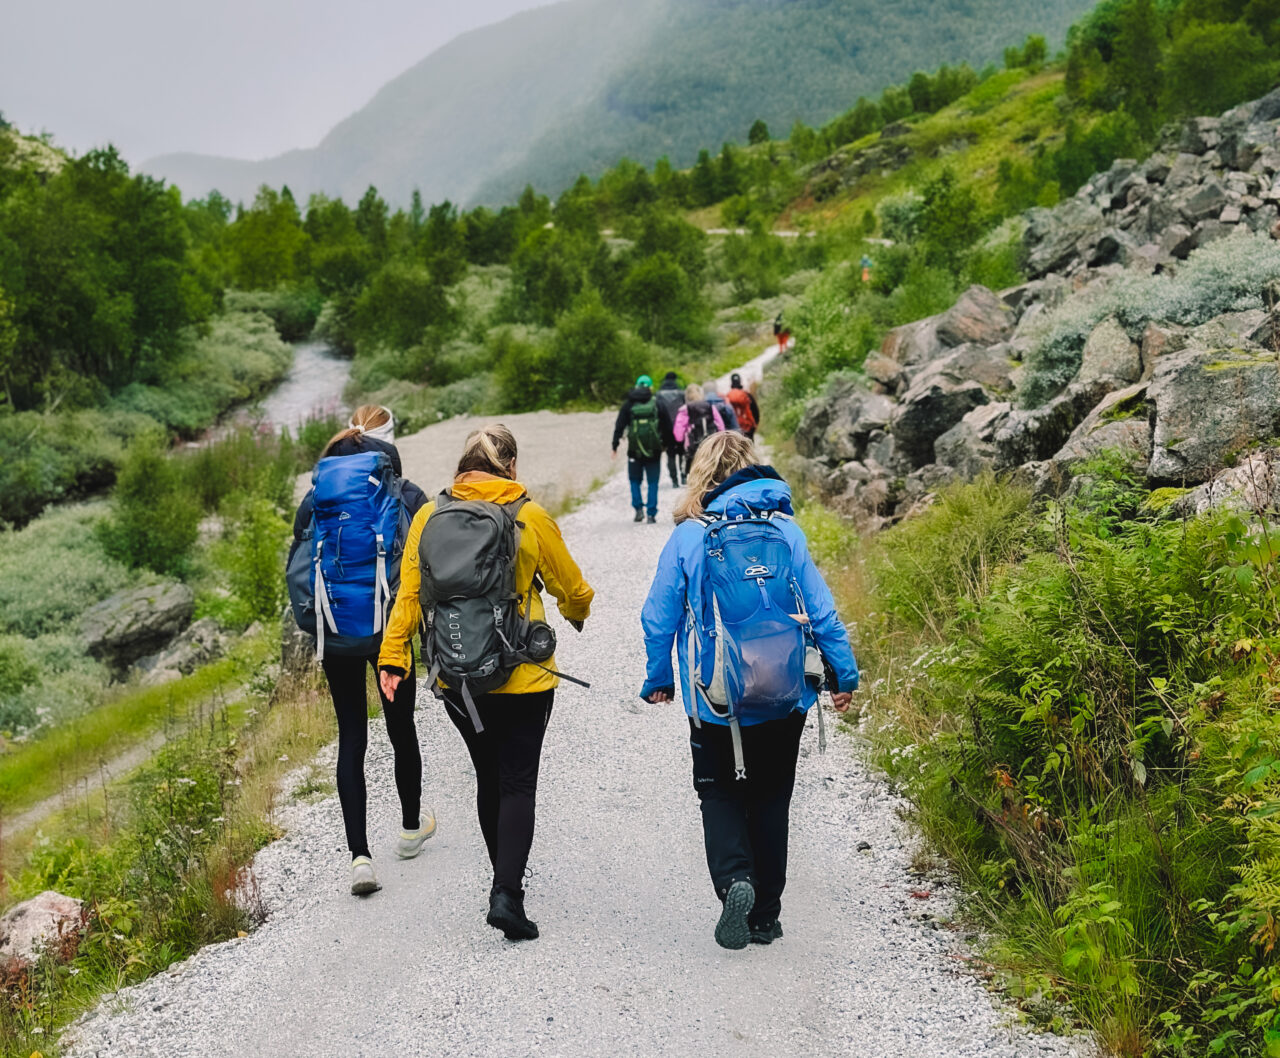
[
  {"xmin": 749, "ymin": 920, "xmax": 783, "ymax": 945},
  {"xmin": 633, "ymin": 507, "xmax": 644, "ymax": 523},
  {"xmin": 487, "ymin": 889, "xmax": 539, "ymax": 941},
  {"xmin": 714, "ymin": 880, "xmax": 755, "ymax": 950},
  {"xmin": 646, "ymin": 513, "xmax": 657, "ymax": 524}
]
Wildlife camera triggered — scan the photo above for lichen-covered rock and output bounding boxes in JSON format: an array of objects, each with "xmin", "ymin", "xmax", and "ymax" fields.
[
  {"xmin": 991, "ymin": 380, "xmax": 1118, "ymax": 468},
  {"xmin": 1147, "ymin": 345, "xmax": 1280, "ymax": 484},
  {"xmin": 82, "ymin": 583, "xmax": 195, "ymax": 670},
  {"xmin": 0, "ymin": 891, "xmax": 84, "ymax": 965},
  {"xmin": 1042, "ymin": 383, "xmax": 1153, "ymax": 487},
  {"xmin": 1169, "ymin": 448, "xmax": 1280, "ymax": 517},
  {"xmin": 1077, "ymin": 316, "xmax": 1141, "ymax": 384}
]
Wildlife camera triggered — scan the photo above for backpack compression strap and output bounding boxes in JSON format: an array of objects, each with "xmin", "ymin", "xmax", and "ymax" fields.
[{"xmin": 314, "ymin": 539, "xmax": 339, "ymax": 661}]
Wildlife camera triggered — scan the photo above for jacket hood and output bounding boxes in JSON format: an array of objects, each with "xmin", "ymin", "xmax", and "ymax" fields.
[
  {"xmin": 628, "ymin": 386, "xmax": 653, "ymax": 402},
  {"xmin": 449, "ymin": 473, "xmax": 528, "ymax": 505},
  {"xmin": 659, "ymin": 377, "xmax": 681, "ymax": 391},
  {"xmin": 703, "ymin": 465, "xmax": 792, "ymax": 516},
  {"xmin": 325, "ymin": 435, "xmax": 403, "ymax": 477}
]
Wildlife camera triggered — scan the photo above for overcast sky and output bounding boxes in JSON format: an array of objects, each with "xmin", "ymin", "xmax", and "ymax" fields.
[{"xmin": 0, "ymin": 0, "xmax": 553, "ymax": 165}]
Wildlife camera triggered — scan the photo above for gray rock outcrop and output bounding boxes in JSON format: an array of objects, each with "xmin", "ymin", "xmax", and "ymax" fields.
[
  {"xmin": 134, "ymin": 617, "xmax": 231, "ymax": 685},
  {"xmin": 0, "ymin": 891, "xmax": 84, "ymax": 965},
  {"xmin": 82, "ymin": 583, "xmax": 195, "ymax": 671}
]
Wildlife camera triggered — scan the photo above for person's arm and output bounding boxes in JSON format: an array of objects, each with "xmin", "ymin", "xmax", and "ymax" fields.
[
  {"xmin": 711, "ymin": 406, "xmax": 726, "ymax": 432},
  {"xmin": 639, "ymin": 531, "xmax": 685, "ymax": 701},
  {"xmin": 527, "ymin": 504, "xmax": 594, "ymax": 623},
  {"xmin": 286, "ymin": 491, "xmax": 314, "ymax": 568},
  {"xmin": 748, "ymin": 393, "xmax": 760, "ymax": 424},
  {"xmin": 378, "ymin": 503, "xmax": 432, "ymax": 697},
  {"xmin": 789, "ymin": 525, "xmax": 859, "ymax": 702},
  {"xmin": 401, "ymin": 480, "xmax": 429, "ymax": 518},
  {"xmin": 673, "ymin": 405, "xmax": 689, "ymax": 444},
  {"xmin": 722, "ymin": 403, "xmax": 739, "ymax": 431},
  {"xmin": 612, "ymin": 400, "xmax": 631, "ymax": 452}
]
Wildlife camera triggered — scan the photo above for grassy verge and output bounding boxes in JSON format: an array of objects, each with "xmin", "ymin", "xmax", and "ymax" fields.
[
  {"xmin": 793, "ymin": 461, "xmax": 1280, "ymax": 1058},
  {"xmin": 0, "ymin": 660, "xmax": 335, "ymax": 1056},
  {"xmin": 0, "ymin": 636, "xmax": 272, "ymax": 824}
]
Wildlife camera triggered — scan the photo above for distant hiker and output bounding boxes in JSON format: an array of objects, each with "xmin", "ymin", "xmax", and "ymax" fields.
[
  {"xmin": 286, "ymin": 404, "xmax": 434, "ymax": 897},
  {"xmin": 672, "ymin": 383, "xmax": 725, "ymax": 479},
  {"xmin": 726, "ymin": 373, "xmax": 760, "ymax": 440},
  {"xmin": 702, "ymin": 380, "xmax": 740, "ymax": 433},
  {"xmin": 774, "ymin": 312, "xmax": 791, "ymax": 354},
  {"xmin": 612, "ymin": 374, "xmax": 663, "ymax": 523},
  {"xmin": 860, "ymin": 253, "xmax": 873, "ymax": 284},
  {"xmin": 378, "ymin": 424, "xmax": 594, "ymax": 941},
  {"xmin": 654, "ymin": 371, "xmax": 687, "ymax": 488},
  {"xmin": 639, "ymin": 432, "xmax": 858, "ymax": 949}
]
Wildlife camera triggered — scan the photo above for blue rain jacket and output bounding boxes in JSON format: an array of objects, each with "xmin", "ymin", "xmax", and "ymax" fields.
[{"xmin": 639, "ymin": 467, "xmax": 859, "ymax": 725}]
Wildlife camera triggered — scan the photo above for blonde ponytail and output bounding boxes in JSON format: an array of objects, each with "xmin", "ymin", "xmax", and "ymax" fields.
[
  {"xmin": 322, "ymin": 404, "xmax": 393, "ymax": 457},
  {"xmin": 457, "ymin": 423, "xmax": 519, "ymax": 479}
]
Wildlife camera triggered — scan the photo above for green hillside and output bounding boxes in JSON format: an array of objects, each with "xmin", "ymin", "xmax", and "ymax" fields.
[{"xmin": 144, "ymin": 0, "xmax": 1098, "ymax": 207}]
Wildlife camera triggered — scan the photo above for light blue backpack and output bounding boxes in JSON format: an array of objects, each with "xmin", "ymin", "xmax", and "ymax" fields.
[{"xmin": 686, "ymin": 506, "xmax": 820, "ymax": 779}]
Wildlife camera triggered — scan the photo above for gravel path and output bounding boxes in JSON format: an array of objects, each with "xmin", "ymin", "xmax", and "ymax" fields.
[{"xmin": 67, "ymin": 467, "xmax": 1089, "ymax": 1058}]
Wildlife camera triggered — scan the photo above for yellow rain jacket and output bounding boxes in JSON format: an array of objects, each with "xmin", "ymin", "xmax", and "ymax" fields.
[{"xmin": 378, "ymin": 473, "xmax": 594, "ymax": 694}]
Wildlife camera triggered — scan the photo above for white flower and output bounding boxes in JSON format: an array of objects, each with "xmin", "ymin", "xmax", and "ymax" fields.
[
  {"xmin": 32, "ymin": 1026, "xmax": 44, "ymax": 1034},
  {"xmin": 68, "ymin": 967, "xmax": 81, "ymax": 976},
  {"xmin": 113, "ymin": 933, "xmax": 125, "ymax": 941},
  {"xmin": 277, "ymin": 755, "xmax": 289, "ymax": 763}
]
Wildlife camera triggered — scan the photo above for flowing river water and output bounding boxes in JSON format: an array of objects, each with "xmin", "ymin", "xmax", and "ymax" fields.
[{"xmin": 256, "ymin": 340, "xmax": 351, "ymax": 433}]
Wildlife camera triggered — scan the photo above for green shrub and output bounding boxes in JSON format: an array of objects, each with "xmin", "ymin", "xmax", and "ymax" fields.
[
  {"xmin": 204, "ymin": 496, "xmax": 291, "ymax": 627},
  {"xmin": 96, "ymin": 437, "xmax": 198, "ymax": 575},
  {"xmin": 224, "ymin": 284, "xmax": 324, "ymax": 341},
  {"xmin": 176, "ymin": 425, "xmax": 303, "ymax": 513}
]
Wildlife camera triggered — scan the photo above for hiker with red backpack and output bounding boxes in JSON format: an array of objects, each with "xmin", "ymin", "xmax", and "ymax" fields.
[
  {"xmin": 378, "ymin": 424, "xmax": 594, "ymax": 942},
  {"xmin": 672, "ymin": 383, "xmax": 725, "ymax": 480},
  {"xmin": 611, "ymin": 374, "xmax": 664, "ymax": 524},
  {"xmin": 726, "ymin": 373, "xmax": 761, "ymax": 440},
  {"xmin": 639, "ymin": 432, "xmax": 858, "ymax": 949},
  {"xmin": 286, "ymin": 405, "xmax": 435, "ymax": 897}
]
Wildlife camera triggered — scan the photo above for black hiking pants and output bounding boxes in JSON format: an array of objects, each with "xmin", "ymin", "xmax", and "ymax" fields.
[
  {"xmin": 320, "ymin": 653, "xmax": 421, "ymax": 860},
  {"xmin": 444, "ymin": 688, "xmax": 554, "ymax": 899},
  {"xmin": 664, "ymin": 441, "xmax": 684, "ymax": 487},
  {"xmin": 689, "ymin": 711, "xmax": 806, "ymax": 925}
]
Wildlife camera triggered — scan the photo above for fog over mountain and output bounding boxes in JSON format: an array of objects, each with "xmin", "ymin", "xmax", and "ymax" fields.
[{"xmin": 143, "ymin": 0, "xmax": 1100, "ymax": 207}]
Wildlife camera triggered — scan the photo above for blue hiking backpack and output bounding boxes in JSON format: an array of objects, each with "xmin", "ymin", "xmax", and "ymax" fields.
[
  {"xmin": 687, "ymin": 503, "xmax": 818, "ymax": 779},
  {"xmin": 286, "ymin": 450, "xmax": 410, "ymax": 659}
]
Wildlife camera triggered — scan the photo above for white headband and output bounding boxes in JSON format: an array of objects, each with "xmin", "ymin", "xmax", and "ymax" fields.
[{"xmin": 351, "ymin": 408, "xmax": 395, "ymax": 445}]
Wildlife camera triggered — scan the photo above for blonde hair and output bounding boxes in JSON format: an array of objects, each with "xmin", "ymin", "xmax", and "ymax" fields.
[
  {"xmin": 674, "ymin": 431, "xmax": 759, "ymax": 523},
  {"xmin": 457, "ymin": 423, "xmax": 519, "ymax": 478},
  {"xmin": 685, "ymin": 383, "xmax": 704, "ymax": 402},
  {"xmin": 323, "ymin": 404, "xmax": 391, "ymax": 456}
]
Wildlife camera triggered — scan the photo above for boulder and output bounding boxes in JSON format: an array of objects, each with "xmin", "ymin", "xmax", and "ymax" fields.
[
  {"xmin": 1164, "ymin": 152, "xmax": 1205, "ymax": 191},
  {"xmin": 879, "ymin": 316, "xmax": 944, "ymax": 368},
  {"xmin": 910, "ymin": 342, "xmax": 1017, "ymax": 395},
  {"xmin": 1180, "ymin": 181, "xmax": 1229, "ymax": 223},
  {"xmin": 991, "ymin": 379, "xmax": 1117, "ymax": 468},
  {"xmin": 934, "ymin": 286, "xmax": 1016, "ymax": 348},
  {"xmin": 863, "ymin": 353, "xmax": 907, "ymax": 393},
  {"xmin": 1140, "ymin": 322, "xmax": 1188, "ymax": 379},
  {"xmin": 281, "ymin": 606, "xmax": 317, "ymax": 680},
  {"xmin": 1147, "ymin": 345, "xmax": 1280, "ymax": 484},
  {"xmin": 1024, "ymin": 200, "xmax": 1106, "ymax": 277},
  {"xmin": 1159, "ymin": 223, "xmax": 1195, "ymax": 259},
  {"xmin": 1192, "ymin": 219, "xmax": 1232, "ymax": 248},
  {"xmin": 82, "ymin": 583, "xmax": 195, "ymax": 670},
  {"xmin": 0, "ymin": 891, "xmax": 84, "ymax": 965},
  {"xmin": 1077, "ymin": 316, "xmax": 1142, "ymax": 384},
  {"xmin": 1170, "ymin": 448, "xmax": 1280, "ymax": 518},
  {"xmin": 795, "ymin": 376, "xmax": 894, "ymax": 466},
  {"xmin": 1038, "ymin": 383, "xmax": 1154, "ymax": 490},
  {"xmin": 891, "ymin": 379, "xmax": 990, "ymax": 467},
  {"xmin": 134, "ymin": 617, "xmax": 230, "ymax": 684},
  {"xmin": 934, "ymin": 402, "xmax": 1012, "ymax": 478},
  {"xmin": 1181, "ymin": 117, "xmax": 1221, "ymax": 155}
]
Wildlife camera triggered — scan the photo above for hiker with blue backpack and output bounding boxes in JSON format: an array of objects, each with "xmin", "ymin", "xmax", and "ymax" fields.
[
  {"xmin": 639, "ymin": 431, "xmax": 858, "ymax": 950},
  {"xmin": 378, "ymin": 424, "xmax": 594, "ymax": 942},
  {"xmin": 611, "ymin": 374, "xmax": 664, "ymax": 524},
  {"xmin": 286, "ymin": 405, "xmax": 436, "ymax": 897}
]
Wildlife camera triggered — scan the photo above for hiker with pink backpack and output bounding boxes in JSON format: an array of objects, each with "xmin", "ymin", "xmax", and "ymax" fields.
[
  {"xmin": 639, "ymin": 431, "xmax": 858, "ymax": 949},
  {"xmin": 671, "ymin": 383, "xmax": 726, "ymax": 481}
]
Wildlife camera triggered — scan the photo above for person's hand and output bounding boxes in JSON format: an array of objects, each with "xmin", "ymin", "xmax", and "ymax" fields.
[
  {"xmin": 379, "ymin": 670, "xmax": 402, "ymax": 701},
  {"xmin": 830, "ymin": 691, "xmax": 853, "ymax": 713},
  {"xmin": 647, "ymin": 690, "xmax": 671, "ymax": 703},
  {"xmin": 569, "ymin": 618, "xmax": 584, "ymax": 632},
  {"xmin": 611, "ymin": 449, "xmax": 618, "ymax": 461}
]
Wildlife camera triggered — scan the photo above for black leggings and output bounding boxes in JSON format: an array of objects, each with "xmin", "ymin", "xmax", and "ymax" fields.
[
  {"xmin": 444, "ymin": 689, "xmax": 554, "ymax": 898},
  {"xmin": 320, "ymin": 653, "xmax": 421, "ymax": 860}
]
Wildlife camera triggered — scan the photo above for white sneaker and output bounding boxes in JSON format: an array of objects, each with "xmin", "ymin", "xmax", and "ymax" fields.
[
  {"xmin": 350, "ymin": 856, "xmax": 381, "ymax": 895},
  {"xmin": 396, "ymin": 809, "xmax": 438, "ymax": 860}
]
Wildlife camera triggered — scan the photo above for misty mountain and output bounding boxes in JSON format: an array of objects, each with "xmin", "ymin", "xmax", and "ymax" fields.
[{"xmin": 145, "ymin": 0, "xmax": 1099, "ymax": 207}]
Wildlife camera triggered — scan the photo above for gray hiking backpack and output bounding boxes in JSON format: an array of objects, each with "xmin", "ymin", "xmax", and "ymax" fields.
[{"xmin": 417, "ymin": 492, "xmax": 587, "ymax": 731}]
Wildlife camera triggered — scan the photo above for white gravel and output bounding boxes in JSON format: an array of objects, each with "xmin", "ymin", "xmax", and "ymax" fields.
[{"xmin": 66, "ymin": 468, "xmax": 1091, "ymax": 1058}]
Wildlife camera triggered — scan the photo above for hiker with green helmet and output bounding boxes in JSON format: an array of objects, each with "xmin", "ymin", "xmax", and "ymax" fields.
[{"xmin": 611, "ymin": 374, "xmax": 663, "ymax": 524}]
